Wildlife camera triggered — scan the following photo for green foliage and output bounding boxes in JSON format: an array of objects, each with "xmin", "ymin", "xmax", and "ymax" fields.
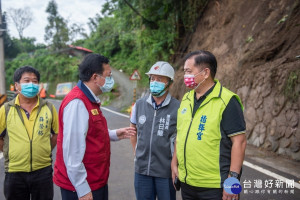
[
  {"xmin": 246, "ymin": 36, "xmax": 254, "ymax": 43},
  {"xmin": 283, "ymin": 70, "xmax": 300, "ymax": 102},
  {"xmin": 4, "ymin": 0, "xmax": 209, "ymax": 95},
  {"xmin": 277, "ymin": 15, "xmax": 288, "ymax": 25},
  {"xmin": 3, "ymin": 33, "xmax": 21, "ymax": 59},
  {"xmin": 3, "ymin": 11, "xmax": 45, "ymax": 58},
  {"xmin": 5, "ymin": 49, "xmax": 80, "ymax": 94},
  {"xmin": 44, "ymin": 0, "xmax": 69, "ymax": 50},
  {"xmin": 82, "ymin": 0, "xmax": 208, "ymax": 85},
  {"xmin": 4, "ymin": 36, "xmax": 46, "ymax": 58},
  {"xmin": 180, "ymin": 0, "xmax": 209, "ymax": 32}
]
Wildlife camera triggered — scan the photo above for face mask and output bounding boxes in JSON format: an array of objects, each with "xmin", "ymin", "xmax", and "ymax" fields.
[
  {"xmin": 150, "ymin": 81, "xmax": 166, "ymax": 97},
  {"xmin": 98, "ymin": 76, "xmax": 115, "ymax": 93},
  {"xmin": 20, "ymin": 82, "xmax": 39, "ymax": 98},
  {"xmin": 184, "ymin": 69, "xmax": 205, "ymax": 89}
]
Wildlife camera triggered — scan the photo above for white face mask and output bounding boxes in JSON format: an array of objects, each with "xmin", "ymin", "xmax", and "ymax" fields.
[{"xmin": 97, "ymin": 75, "xmax": 115, "ymax": 93}]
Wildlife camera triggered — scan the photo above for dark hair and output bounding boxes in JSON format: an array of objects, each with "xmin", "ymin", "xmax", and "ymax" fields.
[
  {"xmin": 184, "ymin": 50, "xmax": 217, "ymax": 78},
  {"xmin": 14, "ymin": 66, "xmax": 40, "ymax": 83},
  {"xmin": 79, "ymin": 53, "xmax": 110, "ymax": 81}
]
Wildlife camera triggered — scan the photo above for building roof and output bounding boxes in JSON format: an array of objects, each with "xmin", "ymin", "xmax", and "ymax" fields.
[{"xmin": 69, "ymin": 45, "xmax": 93, "ymax": 53}]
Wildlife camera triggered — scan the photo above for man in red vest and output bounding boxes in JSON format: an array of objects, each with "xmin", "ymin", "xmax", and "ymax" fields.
[{"xmin": 53, "ymin": 54, "xmax": 136, "ymax": 200}]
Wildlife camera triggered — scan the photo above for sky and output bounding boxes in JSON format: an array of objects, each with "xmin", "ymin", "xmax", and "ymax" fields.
[{"xmin": 2, "ymin": 0, "xmax": 105, "ymax": 44}]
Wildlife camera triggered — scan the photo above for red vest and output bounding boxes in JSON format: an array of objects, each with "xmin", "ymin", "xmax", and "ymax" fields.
[{"xmin": 53, "ymin": 86, "xmax": 111, "ymax": 191}]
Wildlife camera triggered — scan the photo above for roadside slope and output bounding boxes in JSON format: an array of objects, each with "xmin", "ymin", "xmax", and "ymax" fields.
[{"xmin": 170, "ymin": 0, "xmax": 300, "ymax": 160}]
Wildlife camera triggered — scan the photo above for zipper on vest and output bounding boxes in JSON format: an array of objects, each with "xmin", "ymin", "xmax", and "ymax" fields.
[
  {"xmin": 147, "ymin": 110, "xmax": 157, "ymax": 175},
  {"xmin": 183, "ymin": 104, "xmax": 193, "ymax": 183},
  {"xmin": 30, "ymin": 114, "xmax": 39, "ymax": 172},
  {"xmin": 30, "ymin": 141, "xmax": 33, "ymax": 171},
  {"xmin": 15, "ymin": 105, "xmax": 34, "ymax": 172}
]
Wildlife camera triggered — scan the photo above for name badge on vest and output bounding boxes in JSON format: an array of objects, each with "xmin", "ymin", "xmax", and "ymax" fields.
[{"xmin": 91, "ymin": 109, "xmax": 99, "ymax": 115}]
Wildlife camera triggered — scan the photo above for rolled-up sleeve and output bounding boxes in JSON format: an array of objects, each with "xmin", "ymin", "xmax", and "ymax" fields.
[
  {"xmin": 130, "ymin": 103, "xmax": 137, "ymax": 125},
  {"xmin": 62, "ymin": 99, "xmax": 90, "ymax": 197}
]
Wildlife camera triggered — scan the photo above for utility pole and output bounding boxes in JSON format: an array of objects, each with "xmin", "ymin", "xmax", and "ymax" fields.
[{"xmin": 0, "ymin": 0, "xmax": 6, "ymax": 98}]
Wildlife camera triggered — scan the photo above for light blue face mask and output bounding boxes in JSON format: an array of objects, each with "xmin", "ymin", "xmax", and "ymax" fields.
[
  {"xmin": 150, "ymin": 81, "xmax": 166, "ymax": 97},
  {"xmin": 99, "ymin": 76, "xmax": 115, "ymax": 93},
  {"xmin": 20, "ymin": 82, "xmax": 39, "ymax": 98}
]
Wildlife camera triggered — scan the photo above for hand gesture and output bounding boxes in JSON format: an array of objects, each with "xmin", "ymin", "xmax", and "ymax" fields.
[{"xmin": 116, "ymin": 127, "xmax": 136, "ymax": 139}]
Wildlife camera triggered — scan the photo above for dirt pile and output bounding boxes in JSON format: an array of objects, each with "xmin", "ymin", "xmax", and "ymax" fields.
[{"xmin": 170, "ymin": 0, "xmax": 300, "ymax": 160}]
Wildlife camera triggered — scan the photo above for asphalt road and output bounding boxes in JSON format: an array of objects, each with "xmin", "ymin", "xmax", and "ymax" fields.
[{"xmin": 0, "ymin": 99, "xmax": 299, "ymax": 200}]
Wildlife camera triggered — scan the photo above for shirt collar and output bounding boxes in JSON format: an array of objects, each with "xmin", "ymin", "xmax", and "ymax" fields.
[
  {"xmin": 83, "ymin": 83, "xmax": 101, "ymax": 104},
  {"xmin": 151, "ymin": 96, "xmax": 164, "ymax": 109},
  {"xmin": 194, "ymin": 83, "xmax": 216, "ymax": 102},
  {"xmin": 146, "ymin": 93, "xmax": 172, "ymax": 109},
  {"xmin": 14, "ymin": 94, "xmax": 40, "ymax": 109},
  {"xmin": 77, "ymin": 80, "xmax": 101, "ymax": 104}
]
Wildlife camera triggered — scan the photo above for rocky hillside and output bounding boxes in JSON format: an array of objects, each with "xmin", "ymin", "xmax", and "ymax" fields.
[{"xmin": 170, "ymin": 0, "xmax": 300, "ymax": 160}]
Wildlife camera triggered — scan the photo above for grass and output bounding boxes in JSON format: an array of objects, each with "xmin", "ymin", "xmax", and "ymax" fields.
[
  {"xmin": 246, "ymin": 36, "xmax": 254, "ymax": 43},
  {"xmin": 283, "ymin": 70, "xmax": 300, "ymax": 102}
]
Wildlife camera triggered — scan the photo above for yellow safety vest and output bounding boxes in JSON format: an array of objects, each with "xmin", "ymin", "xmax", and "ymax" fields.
[
  {"xmin": 176, "ymin": 80, "xmax": 243, "ymax": 188},
  {"xmin": 2, "ymin": 97, "xmax": 56, "ymax": 172}
]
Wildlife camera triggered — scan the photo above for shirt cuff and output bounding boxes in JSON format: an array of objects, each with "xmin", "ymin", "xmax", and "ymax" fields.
[
  {"xmin": 109, "ymin": 129, "xmax": 119, "ymax": 141},
  {"xmin": 228, "ymin": 130, "xmax": 246, "ymax": 137},
  {"xmin": 75, "ymin": 180, "xmax": 91, "ymax": 198}
]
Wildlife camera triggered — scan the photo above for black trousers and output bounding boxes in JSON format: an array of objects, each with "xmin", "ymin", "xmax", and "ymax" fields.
[
  {"xmin": 4, "ymin": 165, "xmax": 53, "ymax": 200},
  {"xmin": 60, "ymin": 184, "xmax": 108, "ymax": 200},
  {"xmin": 181, "ymin": 182, "xmax": 223, "ymax": 200}
]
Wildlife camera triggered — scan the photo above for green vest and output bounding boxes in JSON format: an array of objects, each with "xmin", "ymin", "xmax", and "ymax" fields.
[
  {"xmin": 176, "ymin": 80, "xmax": 243, "ymax": 188},
  {"xmin": 3, "ymin": 98, "xmax": 54, "ymax": 172}
]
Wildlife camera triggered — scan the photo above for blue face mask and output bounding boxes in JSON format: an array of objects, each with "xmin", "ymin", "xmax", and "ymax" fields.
[
  {"xmin": 99, "ymin": 76, "xmax": 115, "ymax": 93},
  {"xmin": 150, "ymin": 81, "xmax": 166, "ymax": 97},
  {"xmin": 20, "ymin": 82, "xmax": 39, "ymax": 98}
]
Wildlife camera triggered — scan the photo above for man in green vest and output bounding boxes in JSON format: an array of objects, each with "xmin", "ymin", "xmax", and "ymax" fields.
[
  {"xmin": 0, "ymin": 66, "xmax": 58, "ymax": 200},
  {"xmin": 171, "ymin": 50, "xmax": 247, "ymax": 200}
]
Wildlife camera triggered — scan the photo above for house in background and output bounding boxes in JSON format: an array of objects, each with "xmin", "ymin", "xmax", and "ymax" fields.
[{"xmin": 66, "ymin": 45, "xmax": 93, "ymax": 57}]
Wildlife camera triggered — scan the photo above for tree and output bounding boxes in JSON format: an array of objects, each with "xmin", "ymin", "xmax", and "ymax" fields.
[
  {"xmin": 69, "ymin": 23, "xmax": 87, "ymax": 43},
  {"xmin": 2, "ymin": 11, "xmax": 21, "ymax": 58},
  {"xmin": 3, "ymin": 11, "xmax": 46, "ymax": 58},
  {"xmin": 8, "ymin": 7, "xmax": 33, "ymax": 39},
  {"xmin": 122, "ymin": 0, "xmax": 158, "ymax": 29},
  {"xmin": 44, "ymin": 0, "xmax": 69, "ymax": 50},
  {"xmin": 87, "ymin": 13, "xmax": 102, "ymax": 33}
]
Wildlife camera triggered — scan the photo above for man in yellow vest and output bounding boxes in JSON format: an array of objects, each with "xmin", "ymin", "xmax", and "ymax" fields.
[
  {"xmin": 0, "ymin": 66, "xmax": 58, "ymax": 200},
  {"xmin": 171, "ymin": 50, "xmax": 247, "ymax": 200}
]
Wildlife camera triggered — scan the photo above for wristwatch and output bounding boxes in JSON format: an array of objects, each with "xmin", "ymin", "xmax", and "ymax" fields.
[{"xmin": 229, "ymin": 171, "xmax": 240, "ymax": 179}]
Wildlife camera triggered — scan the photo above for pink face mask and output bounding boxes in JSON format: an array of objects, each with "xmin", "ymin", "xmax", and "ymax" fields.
[
  {"xmin": 184, "ymin": 74, "xmax": 198, "ymax": 88},
  {"xmin": 184, "ymin": 70, "xmax": 206, "ymax": 89}
]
